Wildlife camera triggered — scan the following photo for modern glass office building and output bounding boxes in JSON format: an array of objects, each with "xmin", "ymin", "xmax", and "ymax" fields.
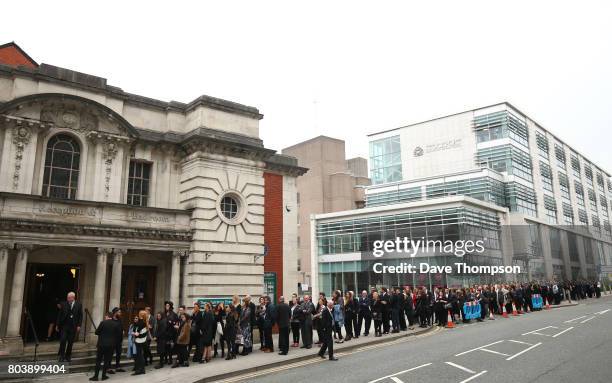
[{"xmin": 311, "ymin": 103, "xmax": 612, "ymax": 297}]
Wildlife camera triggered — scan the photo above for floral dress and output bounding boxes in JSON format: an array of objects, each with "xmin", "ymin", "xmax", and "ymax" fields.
[{"xmin": 240, "ymin": 306, "xmax": 252, "ymax": 348}]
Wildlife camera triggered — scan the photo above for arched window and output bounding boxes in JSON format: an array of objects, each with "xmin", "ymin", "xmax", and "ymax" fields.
[{"xmin": 42, "ymin": 134, "xmax": 81, "ymax": 199}]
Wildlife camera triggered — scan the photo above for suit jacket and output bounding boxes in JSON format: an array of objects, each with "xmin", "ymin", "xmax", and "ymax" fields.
[
  {"xmin": 95, "ymin": 318, "xmax": 122, "ymax": 348},
  {"xmin": 276, "ymin": 302, "xmax": 291, "ymax": 328},
  {"xmin": 57, "ymin": 301, "xmax": 83, "ymax": 328},
  {"xmin": 263, "ymin": 303, "xmax": 276, "ymax": 328},
  {"xmin": 320, "ymin": 307, "xmax": 333, "ymax": 334}
]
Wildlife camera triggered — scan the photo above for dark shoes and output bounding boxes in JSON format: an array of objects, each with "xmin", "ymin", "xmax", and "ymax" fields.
[{"xmin": 329, "ymin": 357, "xmax": 339, "ymax": 361}]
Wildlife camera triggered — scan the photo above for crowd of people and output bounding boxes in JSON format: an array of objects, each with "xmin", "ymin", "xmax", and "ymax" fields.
[{"xmin": 83, "ymin": 280, "xmax": 604, "ymax": 381}]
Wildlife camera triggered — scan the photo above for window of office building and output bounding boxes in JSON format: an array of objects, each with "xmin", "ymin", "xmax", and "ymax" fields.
[
  {"xmin": 558, "ymin": 172, "xmax": 570, "ymax": 201},
  {"xmin": 536, "ymin": 132, "xmax": 549, "ymax": 160},
  {"xmin": 316, "ymin": 207, "xmax": 500, "ymax": 255},
  {"xmin": 370, "ymin": 135, "xmax": 402, "ymax": 185},
  {"xmin": 592, "ymin": 216, "xmax": 601, "ymax": 234},
  {"xmin": 473, "ymin": 110, "xmax": 529, "ymax": 147},
  {"xmin": 584, "ymin": 165, "xmax": 594, "ymax": 186},
  {"xmin": 127, "ymin": 160, "xmax": 151, "ymax": 206},
  {"xmin": 578, "ymin": 209, "xmax": 588, "ymax": 225},
  {"xmin": 562, "ymin": 202, "xmax": 574, "ymax": 225},
  {"xmin": 544, "ymin": 195, "xmax": 557, "ymax": 224},
  {"xmin": 570, "ymin": 154, "xmax": 581, "ymax": 178},
  {"xmin": 476, "ymin": 145, "xmax": 533, "ymax": 182},
  {"xmin": 604, "ymin": 221, "xmax": 612, "ymax": 240},
  {"xmin": 596, "ymin": 173, "xmax": 605, "ymax": 193},
  {"xmin": 554, "ymin": 144, "xmax": 566, "ymax": 169},
  {"xmin": 588, "ymin": 189, "xmax": 597, "ymax": 212},
  {"xmin": 584, "ymin": 238, "xmax": 595, "ymax": 264},
  {"xmin": 574, "ymin": 181, "xmax": 585, "ymax": 208},
  {"xmin": 505, "ymin": 182, "xmax": 537, "ymax": 216},
  {"xmin": 540, "ymin": 162, "xmax": 553, "ymax": 193},
  {"xmin": 601, "ymin": 197, "xmax": 609, "ymax": 220}
]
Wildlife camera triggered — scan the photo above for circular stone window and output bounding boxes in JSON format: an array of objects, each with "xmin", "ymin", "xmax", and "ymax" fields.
[{"xmin": 216, "ymin": 191, "xmax": 247, "ymax": 225}]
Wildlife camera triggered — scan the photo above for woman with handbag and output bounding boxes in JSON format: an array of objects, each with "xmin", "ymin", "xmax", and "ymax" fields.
[
  {"xmin": 131, "ymin": 311, "xmax": 148, "ymax": 375},
  {"xmin": 332, "ymin": 291, "xmax": 344, "ymax": 342},
  {"xmin": 371, "ymin": 291, "xmax": 383, "ymax": 337},
  {"xmin": 213, "ymin": 303, "xmax": 225, "ymax": 358},
  {"xmin": 343, "ymin": 291, "xmax": 354, "ymax": 341},
  {"xmin": 435, "ymin": 291, "xmax": 448, "ymax": 327}
]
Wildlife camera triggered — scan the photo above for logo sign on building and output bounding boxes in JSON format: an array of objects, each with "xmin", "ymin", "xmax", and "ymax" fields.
[{"xmin": 414, "ymin": 139, "xmax": 462, "ymax": 157}]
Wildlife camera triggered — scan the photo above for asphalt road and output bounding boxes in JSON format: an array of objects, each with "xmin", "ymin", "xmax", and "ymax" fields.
[{"xmin": 231, "ymin": 298, "xmax": 612, "ymax": 383}]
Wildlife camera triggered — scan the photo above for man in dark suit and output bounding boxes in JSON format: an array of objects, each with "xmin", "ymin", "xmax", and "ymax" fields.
[
  {"xmin": 90, "ymin": 311, "xmax": 122, "ymax": 381},
  {"xmin": 318, "ymin": 300, "xmax": 338, "ymax": 361},
  {"xmin": 357, "ymin": 290, "xmax": 372, "ymax": 336},
  {"xmin": 105, "ymin": 307, "xmax": 125, "ymax": 374},
  {"xmin": 262, "ymin": 296, "xmax": 276, "ymax": 352},
  {"xmin": 300, "ymin": 295, "xmax": 315, "ymax": 348},
  {"xmin": 276, "ymin": 296, "xmax": 291, "ymax": 355},
  {"xmin": 380, "ymin": 287, "xmax": 390, "ymax": 334},
  {"xmin": 57, "ymin": 292, "xmax": 82, "ymax": 362}
]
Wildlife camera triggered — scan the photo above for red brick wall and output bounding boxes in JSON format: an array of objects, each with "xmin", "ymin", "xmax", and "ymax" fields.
[
  {"xmin": 264, "ymin": 172, "xmax": 283, "ymax": 303},
  {"xmin": 0, "ymin": 45, "xmax": 37, "ymax": 68}
]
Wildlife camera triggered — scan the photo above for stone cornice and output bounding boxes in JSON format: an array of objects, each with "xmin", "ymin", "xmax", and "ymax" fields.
[
  {"xmin": 0, "ymin": 218, "xmax": 192, "ymax": 242},
  {"xmin": 0, "ymin": 64, "xmax": 262, "ymax": 120},
  {"xmin": 265, "ymin": 154, "xmax": 308, "ymax": 177}
]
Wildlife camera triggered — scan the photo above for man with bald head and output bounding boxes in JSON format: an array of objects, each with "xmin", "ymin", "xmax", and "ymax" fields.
[{"xmin": 57, "ymin": 291, "xmax": 82, "ymax": 362}]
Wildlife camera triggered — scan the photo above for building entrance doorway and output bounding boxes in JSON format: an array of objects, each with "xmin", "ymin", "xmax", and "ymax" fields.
[
  {"xmin": 23, "ymin": 263, "xmax": 80, "ymax": 342},
  {"xmin": 119, "ymin": 266, "xmax": 156, "ymax": 330}
]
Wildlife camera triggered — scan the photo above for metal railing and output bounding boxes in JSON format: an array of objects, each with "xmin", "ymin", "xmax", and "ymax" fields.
[{"xmin": 23, "ymin": 309, "xmax": 40, "ymax": 363}]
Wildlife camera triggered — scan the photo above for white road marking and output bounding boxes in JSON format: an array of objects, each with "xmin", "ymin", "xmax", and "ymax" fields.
[
  {"xmin": 459, "ymin": 370, "xmax": 487, "ymax": 383},
  {"xmin": 445, "ymin": 361, "xmax": 476, "ymax": 374},
  {"xmin": 594, "ymin": 309, "xmax": 610, "ymax": 315},
  {"xmin": 564, "ymin": 315, "xmax": 587, "ymax": 323},
  {"xmin": 522, "ymin": 326, "xmax": 556, "ymax": 336},
  {"xmin": 508, "ymin": 339, "xmax": 534, "ymax": 346},
  {"xmin": 580, "ymin": 316, "xmax": 596, "ymax": 323},
  {"xmin": 551, "ymin": 326, "xmax": 574, "ymax": 338},
  {"xmin": 480, "ymin": 348, "xmax": 510, "ymax": 356},
  {"xmin": 367, "ymin": 363, "xmax": 432, "ymax": 383},
  {"xmin": 455, "ymin": 340, "xmax": 504, "ymax": 356},
  {"xmin": 506, "ymin": 342, "xmax": 542, "ymax": 360},
  {"xmin": 390, "ymin": 377, "xmax": 404, "ymax": 383}
]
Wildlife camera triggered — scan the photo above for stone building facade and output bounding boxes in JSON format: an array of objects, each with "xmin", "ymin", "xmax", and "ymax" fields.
[{"xmin": 0, "ymin": 43, "xmax": 305, "ymax": 354}]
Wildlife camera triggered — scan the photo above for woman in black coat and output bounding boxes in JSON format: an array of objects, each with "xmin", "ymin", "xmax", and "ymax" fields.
[
  {"xmin": 201, "ymin": 303, "xmax": 215, "ymax": 362},
  {"xmin": 371, "ymin": 291, "xmax": 383, "ymax": 337},
  {"xmin": 224, "ymin": 305, "xmax": 238, "ymax": 359}
]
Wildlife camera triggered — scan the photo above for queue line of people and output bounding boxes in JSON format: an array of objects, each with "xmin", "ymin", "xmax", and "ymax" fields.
[{"xmin": 87, "ymin": 280, "xmax": 604, "ymax": 380}]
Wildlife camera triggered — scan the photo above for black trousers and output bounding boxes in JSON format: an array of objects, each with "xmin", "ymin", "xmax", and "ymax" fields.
[
  {"xmin": 318, "ymin": 331, "xmax": 334, "ymax": 360},
  {"xmin": 176, "ymin": 344, "xmax": 188, "ymax": 365},
  {"xmin": 405, "ymin": 308, "xmax": 414, "ymax": 326},
  {"xmin": 58, "ymin": 325, "xmax": 76, "ymax": 360},
  {"xmin": 344, "ymin": 313, "xmax": 353, "ymax": 338},
  {"xmin": 300, "ymin": 322, "xmax": 312, "ymax": 347},
  {"xmin": 357, "ymin": 312, "xmax": 371, "ymax": 335},
  {"xmin": 278, "ymin": 326, "xmax": 289, "ymax": 353},
  {"xmin": 263, "ymin": 326, "xmax": 274, "ymax": 350},
  {"xmin": 391, "ymin": 308, "xmax": 400, "ymax": 331},
  {"xmin": 291, "ymin": 322, "xmax": 300, "ymax": 343},
  {"xmin": 134, "ymin": 343, "xmax": 145, "ymax": 373},
  {"xmin": 382, "ymin": 310, "xmax": 390, "ymax": 333},
  {"xmin": 93, "ymin": 346, "xmax": 113, "ymax": 378},
  {"xmin": 112, "ymin": 340, "xmax": 122, "ymax": 368}
]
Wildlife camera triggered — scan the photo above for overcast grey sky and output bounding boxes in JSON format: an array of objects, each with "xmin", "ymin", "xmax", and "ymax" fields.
[{"xmin": 3, "ymin": 1, "xmax": 612, "ymax": 171}]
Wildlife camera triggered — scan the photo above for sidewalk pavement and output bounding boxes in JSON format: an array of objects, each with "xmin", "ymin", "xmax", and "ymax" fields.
[{"xmin": 38, "ymin": 325, "xmax": 433, "ymax": 383}]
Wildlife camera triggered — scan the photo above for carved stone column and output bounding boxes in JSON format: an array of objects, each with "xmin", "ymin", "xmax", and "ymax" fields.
[
  {"xmin": 108, "ymin": 248, "xmax": 126, "ymax": 312},
  {"xmin": 170, "ymin": 250, "xmax": 187, "ymax": 306},
  {"xmin": 0, "ymin": 242, "xmax": 14, "ymax": 334},
  {"xmin": 91, "ymin": 248, "xmax": 111, "ymax": 337},
  {"xmin": 5, "ymin": 244, "xmax": 33, "ymax": 346}
]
